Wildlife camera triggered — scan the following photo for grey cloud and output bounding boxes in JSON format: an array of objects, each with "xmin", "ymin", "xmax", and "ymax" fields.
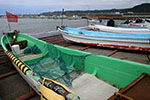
[{"xmin": 0, "ymin": 0, "xmax": 149, "ymax": 14}]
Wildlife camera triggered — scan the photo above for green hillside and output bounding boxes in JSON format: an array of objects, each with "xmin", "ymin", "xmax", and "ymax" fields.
[{"xmin": 41, "ymin": 3, "xmax": 150, "ymax": 15}]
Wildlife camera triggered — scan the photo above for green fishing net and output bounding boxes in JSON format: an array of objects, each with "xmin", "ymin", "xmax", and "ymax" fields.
[
  {"xmin": 28, "ymin": 43, "xmax": 88, "ymax": 86},
  {"xmin": 24, "ymin": 45, "xmax": 41, "ymax": 54}
]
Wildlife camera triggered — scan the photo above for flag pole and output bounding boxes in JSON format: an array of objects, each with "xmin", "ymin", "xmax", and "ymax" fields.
[
  {"xmin": 2, "ymin": 32, "xmax": 14, "ymax": 54},
  {"xmin": 8, "ymin": 22, "xmax": 11, "ymax": 31},
  {"xmin": 6, "ymin": 11, "xmax": 11, "ymax": 31},
  {"xmin": 5, "ymin": 11, "xmax": 18, "ymax": 54}
]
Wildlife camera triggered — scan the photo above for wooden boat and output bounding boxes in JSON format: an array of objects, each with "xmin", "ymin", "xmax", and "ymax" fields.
[
  {"xmin": 57, "ymin": 26, "xmax": 150, "ymax": 52},
  {"xmin": 1, "ymin": 30, "xmax": 150, "ymax": 100},
  {"xmin": 108, "ymin": 73, "xmax": 150, "ymax": 100},
  {"xmin": 88, "ymin": 24, "xmax": 150, "ymax": 34}
]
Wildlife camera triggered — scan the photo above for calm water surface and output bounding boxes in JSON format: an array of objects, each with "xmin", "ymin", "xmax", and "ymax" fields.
[
  {"xmin": 0, "ymin": 18, "xmax": 87, "ymax": 33},
  {"xmin": 0, "ymin": 18, "xmax": 123, "ymax": 38}
]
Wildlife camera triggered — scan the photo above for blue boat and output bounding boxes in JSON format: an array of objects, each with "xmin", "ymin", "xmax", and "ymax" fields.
[{"xmin": 57, "ymin": 26, "xmax": 150, "ymax": 51}]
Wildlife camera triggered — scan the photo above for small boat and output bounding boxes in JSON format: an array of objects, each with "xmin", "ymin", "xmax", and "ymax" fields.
[
  {"xmin": 57, "ymin": 26, "xmax": 150, "ymax": 51},
  {"xmin": 89, "ymin": 19, "xmax": 101, "ymax": 23},
  {"xmin": 118, "ymin": 23, "xmax": 146, "ymax": 28},
  {"xmin": 88, "ymin": 24, "xmax": 150, "ymax": 34},
  {"xmin": 1, "ymin": 30, "xmax": 150, "ymax": 100},
  {"xmin": 117, "ymin": 18, "xmax": 146, "ymax": 28}
]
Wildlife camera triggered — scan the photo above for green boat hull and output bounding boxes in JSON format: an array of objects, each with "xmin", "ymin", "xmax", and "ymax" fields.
[{"xmin": 1, "ymin": 32, "xmax": 150, "ymax": 91}]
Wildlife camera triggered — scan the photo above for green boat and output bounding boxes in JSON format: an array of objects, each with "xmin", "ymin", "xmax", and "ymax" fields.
[{"xmin": 1, "ymin": 31, "xmax": 150, "ymax": 100}]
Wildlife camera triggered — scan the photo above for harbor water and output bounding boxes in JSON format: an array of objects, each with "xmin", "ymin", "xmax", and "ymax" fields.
[
  {"xmin": 0, "ymin": 18, "xmax": 124, "ymax": 39},
  {"xmin": 0, "ymin": 18, "xmax": 88, "ymax": 38}
]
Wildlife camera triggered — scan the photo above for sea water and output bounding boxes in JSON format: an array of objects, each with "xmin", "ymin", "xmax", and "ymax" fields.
[
  {"xmin": 0, "ymin": 18, "xmax": 124, "ymax": 38},
  {"xmin": 0, "ymin": 18, "xmax": 88, "ymax": 38}
]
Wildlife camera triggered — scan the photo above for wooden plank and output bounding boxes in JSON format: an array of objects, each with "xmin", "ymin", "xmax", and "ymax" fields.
[
  {"xmin": 0, "ymin": 70, "xmax": 17, "ymax": 79},
  {"xmin": 62, "ymin": 43, "xmax": 72, "ymax": 47},
  {"xmin": 0, "ymin": 54, "xmax": 6, "ymax": 57},
  {"xmin": 119, "ymin": 73, "xmax": 146, "ymax": 94},
  {"xmin": 108, "ymin": 73, "xmax": 148, "ymax": 100},
  {"xmin": 44, "ymin": 38, "xmax": 63, "ymax": 42},
  {"xmin": 15, "ymin": 91, "xmax": 36, "ymax": 100},
  {"xmin": 19, "ymin": 54, "xmax": 43, "ymax": 61},
  {"xmin": 0, "ymin": 59, "xmax": 10, "ymax": 64},
  {"xmin": 106, "ymin": 50, "xmax": 118, "ymax": 56},
  {"xmin": 40, "ymin": 35, "xmax": 61, "ymax": 41},
  {"xmin": 79, "ymin": 46, "xmax": 90, "ymax": 51},
  {"xmin": 0, "ymin": 49, "xmax": 4, "ymax": 52},
  {"xmin": 52, "ymin": 40, "xmax": 66, "ymax": 44}
]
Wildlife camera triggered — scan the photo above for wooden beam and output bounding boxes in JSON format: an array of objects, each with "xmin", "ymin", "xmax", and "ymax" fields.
[
  {"xmin": 62, "ymin": 43, "xmax": 72, "ymax": 47},
  {"xmin": 0, "ymin": 59, "xmax": 10, "ymax": 65},
  {"xmin": 106, "ymin": 50, "xmax": 118, "ymax": 57},
  {"xmin": 44, "ymin": 38, "xmax": 63, "ymax": 43},
  {"xmin": 52, "ymin": 40, "xmax": 66, "ymax": 44},
  {"xmin": 0, "ymin": 70, "xmax": 17, "ymax": 79},
  {"xmin": 15, "ymin": 91, "xmax": 36, "ymax": 100},
  {"xmin": 79, "ymin": 46, "xmax": 90, "ymax": 51}
]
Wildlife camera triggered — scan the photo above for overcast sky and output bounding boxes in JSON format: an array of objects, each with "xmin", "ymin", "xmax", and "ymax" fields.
[{"xmin": 0, "ymin": 0, "xmax": 150, "ymax": 15}]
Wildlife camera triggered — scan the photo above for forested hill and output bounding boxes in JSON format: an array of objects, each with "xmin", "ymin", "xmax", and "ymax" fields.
[
  {"xmin": 41, "ymin": 3, "xmax": 150, "ymax": 15},
  {"xmin": 121, "ymin": 3, "xmax": 150, "ymax": 13}
]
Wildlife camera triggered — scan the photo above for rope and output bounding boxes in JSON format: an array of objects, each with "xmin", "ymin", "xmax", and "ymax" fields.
[{"xmin": 41, "ymin": 78, "xmax": 46, "ymax": 100}]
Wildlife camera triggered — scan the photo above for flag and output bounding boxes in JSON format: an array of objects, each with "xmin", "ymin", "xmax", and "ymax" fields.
[{"xmin": 6, "ymin": 11, "xmax": 18, "ymax": 22}]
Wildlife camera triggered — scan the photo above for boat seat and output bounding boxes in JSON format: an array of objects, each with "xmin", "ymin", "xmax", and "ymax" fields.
[
  {"xmin": 19, "ymin": 53, "xmax": 43, "ymax": 61},
  {"xmin": 6, "ymin": 40, "xmax": 27, "ymax": 51},
  {"xmin": 71, "ymin": 73, "xmax": 119, "ymax": 100}
]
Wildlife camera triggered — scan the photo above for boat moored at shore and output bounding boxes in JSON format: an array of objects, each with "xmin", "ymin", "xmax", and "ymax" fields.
[{"xmin": 57, "ymin": 26, "xmax": 150, "ymax": 51}]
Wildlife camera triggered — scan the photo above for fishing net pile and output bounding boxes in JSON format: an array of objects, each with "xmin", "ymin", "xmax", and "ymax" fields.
[{"xmin": 28, "ymin": 43, "xmax": 87, "ymax": 87}]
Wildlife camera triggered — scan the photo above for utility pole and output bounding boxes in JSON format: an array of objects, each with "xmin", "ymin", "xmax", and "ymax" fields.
[
  {"xmin": 61, "ymin": 8, "xmax": 64, "ymax": 26},
  {"xmin": 87, "ymin": 5, "xmax": 90, "ymax": 26}
]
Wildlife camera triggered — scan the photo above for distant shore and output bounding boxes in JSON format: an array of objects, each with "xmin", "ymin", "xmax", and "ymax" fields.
[{"xmin": 1, "ymin": 13, "xmax": 150, "ymax": 20}]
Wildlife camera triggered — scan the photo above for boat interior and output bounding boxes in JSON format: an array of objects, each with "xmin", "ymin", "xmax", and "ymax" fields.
[
  {"xmin": 3, "ymin": 32, "xmax": 120, "ymax": 99},
  {"xmin": 71, "ymin": 73, "xmax": 118, "ymax": 100},
  {"xmin": 2, "ymin": 32, "xmax": 150, "ymax": 100}
]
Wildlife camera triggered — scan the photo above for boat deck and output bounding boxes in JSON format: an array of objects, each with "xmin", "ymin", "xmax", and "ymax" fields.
[
  {"xmin": 72, "ymin": 73, "xmax": 118, "ymax": 100},
  {"xmin": 0, "ymin": 31, "xmax": 150, "ymax": 100}
]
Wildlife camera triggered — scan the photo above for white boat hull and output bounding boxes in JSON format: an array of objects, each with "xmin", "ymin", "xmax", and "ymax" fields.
[
  {"xmin": 62, "ymin": 32, "xmax": 150, "ymax": 51},
  {"xmin": 12, "ymin": 62, "xmax": 41, "ymax": 96},
  {"xmin": 89, "ymin": 24, "xmax": 150, "ymax": 34}
]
